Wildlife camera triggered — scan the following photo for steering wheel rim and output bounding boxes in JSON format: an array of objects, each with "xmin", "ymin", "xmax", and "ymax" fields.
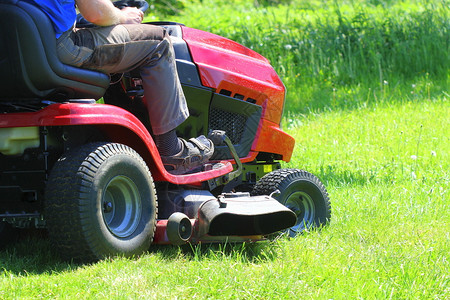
[
  {"xmin": 112, "ymin": 0, "xmax": 149, "ymax": 11},
  {"xmin": 76, "ymin": 0, "xmax": 149, "ymax": 28}
]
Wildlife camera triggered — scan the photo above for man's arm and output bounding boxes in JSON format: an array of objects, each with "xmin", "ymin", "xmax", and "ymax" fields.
[{"xmin": 76, "ymin": 0, "xmax": 143, "ymax": 26}]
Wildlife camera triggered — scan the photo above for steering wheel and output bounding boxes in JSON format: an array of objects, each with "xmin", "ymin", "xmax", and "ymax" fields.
[{"xmin": 76, "ymin": 0, "xmax": 150, "ymax": 28}]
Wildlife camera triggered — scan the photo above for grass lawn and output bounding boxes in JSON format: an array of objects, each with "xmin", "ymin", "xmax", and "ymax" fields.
[
  {"xmin": 1, "ymin": 0, "xmax": 448, "ymax": 298},
  {"xmin": 1, "ymin": 98, "xmax": 448, "ymax": 299}
]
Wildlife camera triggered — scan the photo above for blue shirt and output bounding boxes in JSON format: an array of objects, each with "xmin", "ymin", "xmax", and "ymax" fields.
[{"xmin": 25, "ymin": 0, "xmax": 77, "ymax": 38}]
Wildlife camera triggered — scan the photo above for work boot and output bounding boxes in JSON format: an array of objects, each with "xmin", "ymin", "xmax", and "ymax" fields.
[{"xmin": 161, "ymin": 135, "xmax": 214, "ymax": 175}]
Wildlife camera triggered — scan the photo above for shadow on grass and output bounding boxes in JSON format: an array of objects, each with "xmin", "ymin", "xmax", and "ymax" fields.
[
  {"xmin": 283, "ymin": 76, "xmax": 447, "ymax": 118},
  {"xmin": 0, "ymin": 231, "xmax": 77, "ymax": 276},
  {"xmin": 289, "ymin": 163, "xmax": 408, "ymax": 189},
  {"xmin": 317, "ymin": 167, "xmax": 391, "ymax": 188},
  {"xmin": 0, "ymin": 231, "xmax": 282, "ymax": 276},
  {"xmin": 149, "ymin": 238, "xmax": 281, "ymax": 264}
]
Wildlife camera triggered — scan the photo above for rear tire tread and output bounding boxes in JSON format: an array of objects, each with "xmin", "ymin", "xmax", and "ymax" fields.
[{"xmin": 45, "ymin": 142, "xmax": 157, "ymax": 261}]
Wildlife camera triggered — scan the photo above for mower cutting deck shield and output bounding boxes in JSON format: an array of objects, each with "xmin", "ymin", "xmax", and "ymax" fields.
[
  {"xmin": 154, "ymin": 191, "xmax": 296, "ymax": 245},
  {"xmin": 0, "ymin": 0, "xmax": 331, "ymax": 262}
]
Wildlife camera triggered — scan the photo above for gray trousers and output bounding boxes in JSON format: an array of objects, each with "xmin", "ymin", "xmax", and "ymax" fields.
[{"xmin": 56, "ymin": 24, "xmax": 189, "ymax": 135}]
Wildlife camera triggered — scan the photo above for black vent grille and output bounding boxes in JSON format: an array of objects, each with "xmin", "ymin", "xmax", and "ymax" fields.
[{"xmin": 209, "ymin": 108, "xmax": 247, "ymax": 144}]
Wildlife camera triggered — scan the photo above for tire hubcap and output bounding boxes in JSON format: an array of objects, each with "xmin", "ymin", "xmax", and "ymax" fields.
[
  {"xmin": 285, "ymin": 191, "xmax": 315, "ymax": 233},
  {"xmin": 102, "ymin": 175, "xmax": 142, "ymax": 238}
]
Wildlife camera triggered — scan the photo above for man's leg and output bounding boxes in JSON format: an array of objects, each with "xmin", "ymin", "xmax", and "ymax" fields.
[
  {"xmin": 79, "ymin": 24, "xmax": 189, "ymax": 135},
  {"xmin": 57, "ymin": 24, "xmax": 213, "ymax": 174}
]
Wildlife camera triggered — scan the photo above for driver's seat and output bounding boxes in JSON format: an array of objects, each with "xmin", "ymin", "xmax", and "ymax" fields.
[{"xmin": 0, "ymin": 0, "xmax": 110, "ymax": 102}]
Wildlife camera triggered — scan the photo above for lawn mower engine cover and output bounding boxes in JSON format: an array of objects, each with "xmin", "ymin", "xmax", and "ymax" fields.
[{"xmin": 164, "ymin": 23, "xmax": 293, "ymax": 162}]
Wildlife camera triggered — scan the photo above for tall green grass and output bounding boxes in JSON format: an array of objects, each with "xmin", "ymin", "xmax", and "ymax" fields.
[{"xmin": 157, "ymin": 0, "xmax": 448, "ymax": 113}]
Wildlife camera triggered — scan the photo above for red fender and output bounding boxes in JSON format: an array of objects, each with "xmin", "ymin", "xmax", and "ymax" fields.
[{"xmin": 0, "ymin": 103, "xmax": 232, "ymax": 184}]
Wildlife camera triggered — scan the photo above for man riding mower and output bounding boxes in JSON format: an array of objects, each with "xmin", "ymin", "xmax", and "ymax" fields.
[{"xmin": 0, "ymin": 0, "xmax": 331, "ymax": 261}]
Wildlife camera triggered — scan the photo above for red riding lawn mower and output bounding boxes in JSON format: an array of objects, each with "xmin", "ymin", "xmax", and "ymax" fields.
[{"xmin": 0, "ymin": 0, "xmax": 331, "ymax": 262}]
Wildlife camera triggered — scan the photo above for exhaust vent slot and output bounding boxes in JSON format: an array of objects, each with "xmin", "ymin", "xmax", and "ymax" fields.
[
  {"xmin": 219, "ymin": 89, "xmax": 232, "ymax": 96},
  {"xmin": 233, "ymin": 94, "xmax": 245, "ymax": 100}
]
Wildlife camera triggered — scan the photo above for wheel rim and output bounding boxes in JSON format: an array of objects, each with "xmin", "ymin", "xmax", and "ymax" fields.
[
  {"xmin": 284, "ymin": 191, "xmax": 315, "ymax": 233},
  {"xmin": 102, "ymin": 175, "xmax": 142, "ymax": 238}
]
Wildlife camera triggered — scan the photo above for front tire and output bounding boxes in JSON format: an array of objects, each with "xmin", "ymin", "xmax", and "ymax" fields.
[
  {"xmin": 252, "ymin": 169, "xmax": 331, "ymax": 237},
  {"xmin": 45, "ymin": 142, "xmax": 157, "ymax": 262}
]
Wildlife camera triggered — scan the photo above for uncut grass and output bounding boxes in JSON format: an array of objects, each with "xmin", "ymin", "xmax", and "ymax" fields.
[{"xmin": 155, "ymin": 0, "xmax": 448, "ymax": 113}]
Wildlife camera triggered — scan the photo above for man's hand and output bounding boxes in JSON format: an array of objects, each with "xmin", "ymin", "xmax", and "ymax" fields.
[
  {"xmin": 119, "ymin": 6, "xmax": 144, "ymax": 24},
  {"xmin": 77, "ymin": 0, "xmax": 143, "ymax": 26}
]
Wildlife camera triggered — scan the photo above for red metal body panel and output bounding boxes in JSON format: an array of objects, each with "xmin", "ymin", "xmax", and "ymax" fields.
[
  {"xmin": 0, "ymin": 103, "xmax": 232, "ymax": 184},
  {"xmin": 252, "ymin": 119, "xmax": 295, "ymax": 162},
  {"xmin": 181, "ymin": 27, "xmax": 286, "ymax": 125},
  {"xmin": 181, "ymin": 27, "xmax": 294, "ymax": 161}
]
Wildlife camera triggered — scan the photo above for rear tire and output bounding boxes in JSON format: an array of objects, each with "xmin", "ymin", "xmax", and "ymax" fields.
[
  {"xmin": 252, "ymin": 169, "xmax": 331, "ymax": 237},
  {"xmin": 45, "ymin": 142, "xmax": 157, "ymax": 262}
]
